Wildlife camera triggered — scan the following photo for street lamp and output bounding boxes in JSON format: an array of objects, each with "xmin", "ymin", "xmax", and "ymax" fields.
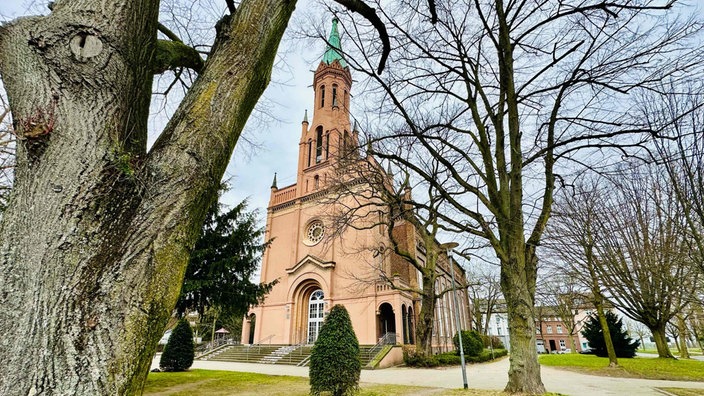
[{"xmin": 440, "ymin": 242, "xmax": 468, "ymax": 390}]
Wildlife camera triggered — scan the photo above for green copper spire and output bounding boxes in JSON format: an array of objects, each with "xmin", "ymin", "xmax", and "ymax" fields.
[{"xmin": 322, "ymin": 18, "xmax": 347, "ymax": 68}]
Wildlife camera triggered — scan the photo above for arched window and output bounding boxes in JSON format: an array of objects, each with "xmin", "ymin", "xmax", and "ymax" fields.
[
  {"xmin": 344, "ymin": 90, "xmax": 348, "ymax": 108},
  {"xmin": 314, "ymin": 175, "xmax": 319, "ymax": 190},
  {"xmin": 307, "ymin": 139, "xmax": 312, "ymax": 167},
  {"xmin": 315, "ymin": 126, "xmax": 323, "ymax": 163},
  {"xmin": 307, "ymin": 290, "xmax": 325, "ymax": 343},
  {"xmin": 325, "ymin": 132, "xmax": 330, "ymax": 160},
  {"xmin": 320, "ymin": 85, "xmax": 325, "ymax": 108},
  {"xmin": 332, "ymin": 84, "xmax": 338, "ymax": 107}
]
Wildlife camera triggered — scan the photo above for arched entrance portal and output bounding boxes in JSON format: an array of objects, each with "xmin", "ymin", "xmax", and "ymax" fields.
[
  {"xmin": 378, "ymin": 302, "xmax": 396, "ymax": 341},
  {"xmin": 407, "ymin": 306, "xmax": 415, "ymax": 344},
  {"xmin": 307, "ymin": 289, "xmax": 325, "ymax": 344},
  {"xmin": 248, "ymin": 313, "xmax": 256, "ymax": 344}
]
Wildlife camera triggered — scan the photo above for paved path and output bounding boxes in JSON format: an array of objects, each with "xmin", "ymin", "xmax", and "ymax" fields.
[{"xmin": 151, "ymin": 356, "xmax": 704, "ymax": 395}]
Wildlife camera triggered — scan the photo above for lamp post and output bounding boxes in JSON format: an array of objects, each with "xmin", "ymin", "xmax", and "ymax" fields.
[{"xmin": 440, "ymin": 242, "xmax": 468, "ymax": 390}]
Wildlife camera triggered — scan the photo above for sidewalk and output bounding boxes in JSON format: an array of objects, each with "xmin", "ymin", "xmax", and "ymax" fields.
[{"xmin": 151, "ymin": 355, "xmax": 704, "ymax": 395}]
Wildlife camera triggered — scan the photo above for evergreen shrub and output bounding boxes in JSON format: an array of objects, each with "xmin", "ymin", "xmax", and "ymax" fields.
[
  {"xmin": 309, "ymin": 305, "xmax": 361, "ymax": 396},
  {"xmin": 453, "ymin": 330, "xmax": 484, "ymax": 356},
  {"xmin": 159, "ymin": 319, "xmax": 194, "ymax": 372},
  {"xmin": 480, "ymin": 334, "xmax": 505, "ymax": 349},
  {"xmin": 581, "ymin": 311, "xmax": 639, "ymax": 358}
]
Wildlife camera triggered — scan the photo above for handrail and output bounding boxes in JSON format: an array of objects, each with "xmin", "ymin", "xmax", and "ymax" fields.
[
  {"xmin": 365, "ymin": 332, "xmax": 396, "ymax": 362},
  {"xmin": 256, "ymin": 334, "xmax": 275, "ymax": 345},
  {"xmin": 248, "ymin": 334, "xmax": 275, "ymax": 354}
]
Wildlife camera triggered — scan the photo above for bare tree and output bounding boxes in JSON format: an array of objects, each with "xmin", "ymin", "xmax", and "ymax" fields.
[
  {"xmin": 629, "ymin": 320, "xmax": 651, "ymax": 352},
  {"xmin": 466, "ymin": 264, "xmax": 502, "ymax": 335},
  {"xmin": 332, "ymin": 1, "xmax": 703, "ymax": 393},
  {"xmin": 543, "ymin": 180, "xmax": 620, "ymax": 366},
  {"xmin": 640, "ymin": 86, "xmax": 704, "ymax": 276},
  {"xmin": 596, "ymin": 165, "xmax": 699, "ymax": 359},
  {"xmin": 324, "ymin": 151, "xmax": 469, "ymax": 357}
]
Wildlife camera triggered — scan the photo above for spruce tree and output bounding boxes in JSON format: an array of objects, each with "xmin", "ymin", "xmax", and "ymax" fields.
[
  {"xmin": 581, "ymin": 311, "xmax": 639, "ymax": 358},
  {"xmin": 309, "ymin": 305, "xmax": 361, "ymax": 396},
  {"xmin": 160, "ymin": 319, "xmax": 195, "ymax": 371}
]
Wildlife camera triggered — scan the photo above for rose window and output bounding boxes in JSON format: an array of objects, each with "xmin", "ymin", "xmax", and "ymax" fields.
[{"xmin": 306, "ymin": 221, "xmax": 325, "ymax": 245}]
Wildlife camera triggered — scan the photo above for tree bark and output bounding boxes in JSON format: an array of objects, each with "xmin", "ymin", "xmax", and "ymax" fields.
[
  {"xmin": 415, "ymin": 277, "xmax": 437, "ymax": 357},
  {"xmin": 651, "ymin": 325, "xmax": 674, "ymax": 358},
  {"xmin": 0, "ymin": 0, "xmax": 295, "ymax": 394},
  {"xmin": 595, "ymin": 302, "xmax": 618, "ymax": 367},
  {"xmin": 501, "ymin": 253, "xmax": 545, "ymax": 394},
  {"xmin": 678, "ymin": 316, "xmax": 690, "ymax": 359}
]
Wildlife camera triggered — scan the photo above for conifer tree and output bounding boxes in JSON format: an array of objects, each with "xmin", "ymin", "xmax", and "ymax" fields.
[
  {"xmin": 309, "ymin": 305, "xmax": 361, "ymax": 396},
  {"xmin": 581, "ymin": 311, "xmax": 639, "ymax": 358},
  {"xmin": 159, "ymin": 319, "xmax": 195, "ymax": 372}
]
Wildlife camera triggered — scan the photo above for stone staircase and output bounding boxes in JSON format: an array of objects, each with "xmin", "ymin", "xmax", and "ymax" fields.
[
  {"xmin": 259, "ymin": 344, "xmax": 302, "ymax": 364},
  {"xmin": 199, "ymin": 344, "xmax": 383, "ymax": 367},
  {"xmin": 205, "ymin": 344, "xmax": 282, "ymax": 363}
]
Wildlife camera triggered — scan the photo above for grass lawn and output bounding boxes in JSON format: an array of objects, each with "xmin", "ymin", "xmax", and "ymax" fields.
[
  {"xmin": 639, "ymin": 347, "xmax": 702, "ymax": 356},
  {"xmin": 144, "ymin": 369, "xmax": 560, "ymax": 396},
  {"xmin": 540, "ymin": 354, "xmax": 704, "ymax": 381}
]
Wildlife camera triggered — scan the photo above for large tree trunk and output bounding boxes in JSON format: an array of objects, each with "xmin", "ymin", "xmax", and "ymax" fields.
[
  {"xmin": 415, "ymin": 281, "xmax": 437, "ymax": 357},
  {"xmin": 501, "ymin": 252, "xmax": 545, "ymax": 394},
  {"xmin": 678, "ymin": 316, "xmax": 690, "ymax": 359},
  {"xmin": 651, "ymin": 324, "xmax": 674, "ymax": 358},
  {"xmin": 0, "ymin": 0, "xmax": 295, "ymax": 394}
]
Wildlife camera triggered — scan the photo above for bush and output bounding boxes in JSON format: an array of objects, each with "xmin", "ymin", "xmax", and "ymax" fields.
[
  {"xmin": 402, "ymin": 346, "xmax": 440, "ymax": 367},
  {"xmin": 436, "ymin": 352, "xmax": 461, "ymax": 365},
  {"xmin": 309, "ymin": 305, "xmax": 361, "ymax": 396},
  {"xmin": 159, "ymin": 319, "xmax": 194, "ymax": 372},
  {"xmin": 480, "ymin": 334, "xmax": 505, "ymax": 349},
  {"xmin": 403, "ymin": 346, "xmax": 507, "ymax": 367},
  {"xmin": 465, "ymin": 348, "xmax": 508, "ymax": 363},
  {"xmin": 453, "ymin": 330, "xmax": 484, "ymax": 357}
]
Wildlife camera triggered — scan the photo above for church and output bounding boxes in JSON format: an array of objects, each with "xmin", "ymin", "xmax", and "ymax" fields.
[{"xmin": 242, "ymin": 19, "xmax": 471, "ymax": 352}]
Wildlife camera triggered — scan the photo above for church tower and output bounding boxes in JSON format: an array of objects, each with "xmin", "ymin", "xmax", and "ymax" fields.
[{"xmin": 295, "ymin": 18, "xmax": 357, "ymax": 197}]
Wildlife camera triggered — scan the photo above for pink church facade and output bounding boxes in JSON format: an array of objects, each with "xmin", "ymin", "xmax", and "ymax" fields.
[{"xmin": 242, "ymin": 19, "xmax": 471, "ymax": 350}]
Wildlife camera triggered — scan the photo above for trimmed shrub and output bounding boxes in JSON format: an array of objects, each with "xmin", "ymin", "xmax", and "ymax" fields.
[
  {"xmin": 159, "ymin": 319, "xmax": 194, "ymax": 372},
  {"xmin": 480, "ymin": 334, "xmax": 505, "ymax": 349},
  {"xmin": 465, "ymin": 348, "xmax": 508, "ymax": 363},
  {"xmin": 404, "ymin": 347, "xmax": 507, "ymax": 367},
  {"xmin": 453, "ymin": 330, "xmax": 484, "ymax": 357},
  {"xmin": 310, "ymin": 305, "xmax": 361, "ymax": 396}
]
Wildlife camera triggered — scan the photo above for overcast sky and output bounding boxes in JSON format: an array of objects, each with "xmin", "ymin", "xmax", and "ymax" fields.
[{"xmin": 0, "ymin": 0, "xmax": 329, "ymax": 220}]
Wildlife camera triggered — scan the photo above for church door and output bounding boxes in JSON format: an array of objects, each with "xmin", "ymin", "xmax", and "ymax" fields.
[{"xmin": 307, "ymin": 289, "xmax": 325, "ymax": 344}]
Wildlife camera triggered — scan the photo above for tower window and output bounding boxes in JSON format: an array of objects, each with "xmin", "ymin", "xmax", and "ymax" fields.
[
  {"xmin": 307, "ymin": 139, "xmax": 312, "ymax": 167},
  {"xmin": 344, "ymin": 90, "xmax": 347, "ymax": 107},
  {"xmin": 316, "ymin": 126, "xmax": 323, "ymax": 163},
  {"xmin": 325, "ymin": 132, "xmax": 330, "ymax": 160},
  {"xmin": 332, "ymin": 84, "xmax": 338, "ymax": 107},
  {"xmin": 320, "ymin": 85, "xmax": 325, "ymax": 108},
  {"xmin": 314, "ymin": 175, "xmax": 319, "ymax": 189}
]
